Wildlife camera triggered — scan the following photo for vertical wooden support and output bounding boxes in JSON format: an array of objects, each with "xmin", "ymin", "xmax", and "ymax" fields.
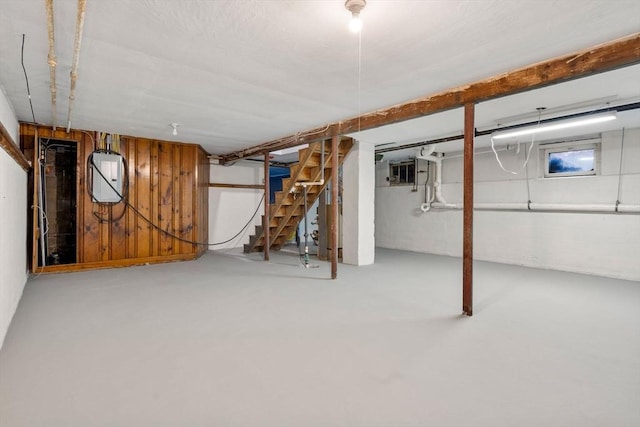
[
  {"xmin": 31, "ymin": 128, "xmax": 40, "ymax": 271},
  {"xmin": 330, "ymin": 135, "xmax": 339, "ymax": 279},
  {"xmin": 463, "ymin": 102, "xmax": 475, "ymax": 316},
  {"xmin": 318, "ymin": 188, "xmax": 327, "ymax": 260},
  {"xmin": 263, "ymin": 152, "xmax": 270, "ymax": 261}
]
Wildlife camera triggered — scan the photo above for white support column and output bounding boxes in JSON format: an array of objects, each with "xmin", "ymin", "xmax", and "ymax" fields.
[{"xmin": 342, "ymin": 140, "xmax": 375, "ymax": 266}]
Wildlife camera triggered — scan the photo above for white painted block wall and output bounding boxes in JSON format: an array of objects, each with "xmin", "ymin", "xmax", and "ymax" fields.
[
  {"xmin": 0, "ymin": 84, "xmax": 19, "ymax": 144},
  {"xmin": 343, "ymin": 141, "xmax": 376, "ymax": 266},
  {"xmin": 0, "ymin": 86, "xmax": 28, "ymax": 349},
  {"xmin": 375, "ymin": 129, "xmax": 640, "ymax": 281},
  {"xmin": 208, "ymin": 162, "xmax": 264, "ymax": 250}
]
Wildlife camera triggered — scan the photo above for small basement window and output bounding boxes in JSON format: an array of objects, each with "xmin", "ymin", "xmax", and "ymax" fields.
[
  {"xmin": 541, "ymin": 139, "xmax": 600, "ymax": 178},
  {"xmin": 389, "ymin": 160, "xmax": 415, "ymax": 185}
]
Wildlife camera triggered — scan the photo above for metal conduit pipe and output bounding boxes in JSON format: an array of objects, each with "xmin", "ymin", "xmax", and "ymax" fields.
[
  {"xmin": 429, "ymin": 202, "xmax": 640, "ymax": 213},
  {"xmin": 66, "ymin": 0, "xmax": 87, "ymax": 133},
  {"xmin": 45, "ymin": 0, "xmax": 57, "ymax": 130},
  {"xmin": 375, "ymin": 102, "xmax": 640, "ymax": 156}
]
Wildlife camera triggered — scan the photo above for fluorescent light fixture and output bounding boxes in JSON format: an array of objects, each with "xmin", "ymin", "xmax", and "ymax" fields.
[
  {"xmin": 272, "ymin": 144, "xmax": 308, "ymax": 156},
  {"xmin": 492, "ymin": 111, "xmax": 617, "ymax": 140}
]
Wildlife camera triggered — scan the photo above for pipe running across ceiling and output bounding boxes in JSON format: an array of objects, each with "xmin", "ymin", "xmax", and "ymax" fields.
[
  {"xmin": 66, "ymin": 0, "xmax": 87, "ymax": 132},
  {"xmin": 45, "ymin": 0, "xmax": 57, "ymax": 130}
]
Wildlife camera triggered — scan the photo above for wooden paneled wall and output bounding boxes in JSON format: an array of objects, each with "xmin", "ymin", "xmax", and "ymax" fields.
[{"xmin": 21, "ymin": 124, "xmax": 209, "ymax": 272}]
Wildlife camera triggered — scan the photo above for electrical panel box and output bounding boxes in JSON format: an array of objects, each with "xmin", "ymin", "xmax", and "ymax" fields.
[{"xmin": 91, "ymin": 152, "xmax": 124, "ymax": 203}]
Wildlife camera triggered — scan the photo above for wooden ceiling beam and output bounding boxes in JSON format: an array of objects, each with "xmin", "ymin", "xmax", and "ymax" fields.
[
  {"xmin": 220, "ymin": 32, "xmax": 640, "ymax": 164},
  {"xmin": 0, "ymin": 121, "xmax": 31, "ymax": 171}
]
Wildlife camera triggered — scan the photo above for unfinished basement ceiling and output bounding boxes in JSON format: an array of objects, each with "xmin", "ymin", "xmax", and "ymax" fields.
[{"xmin": 0, "ymin": 0, "xmax": 639, "ymax": 156}]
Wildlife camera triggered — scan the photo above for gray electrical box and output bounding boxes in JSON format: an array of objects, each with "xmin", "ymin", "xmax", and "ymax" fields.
[{"xmin": 91, "ymin": 152, "xmax": 124, "ymax": 203}]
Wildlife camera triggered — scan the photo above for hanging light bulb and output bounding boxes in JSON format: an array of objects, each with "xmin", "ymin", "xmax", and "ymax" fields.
[
  {"xmin": 349, "ymin": 14, "xmax": 363, "ymax": 33},
  {"xmin": 170, "ymin": 122, "xmax": 179, "ymax": 136},
  {"xmin": 345, "ymin": 0, "xmax": 366, "ymax": 33}
]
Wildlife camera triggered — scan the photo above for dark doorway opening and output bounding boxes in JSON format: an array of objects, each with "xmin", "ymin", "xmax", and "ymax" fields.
[{"xmin": 38, "ymin": 139, "xmax": 77, "ymax": 266}]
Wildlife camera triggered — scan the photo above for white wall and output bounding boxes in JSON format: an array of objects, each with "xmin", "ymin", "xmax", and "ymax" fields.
[
  {"xmin": 208, "ymin": 162, "xmax": 264, "ymax": 250},
  {"xmin": 0, "ymin": 87, "xmax": 28, "ymax": 349},
  {"xmin": 375, "ymin": 128, "xmax": 640, "ymax": 281},
  {"xmin": 0, "ymin": 84, "xmax": 19, "ymax": 144}
]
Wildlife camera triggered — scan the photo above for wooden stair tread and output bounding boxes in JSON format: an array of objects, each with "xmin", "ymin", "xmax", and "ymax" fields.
[{"xmin": 244, "ymin": 138, "xmax": 353, "ymax": 254}]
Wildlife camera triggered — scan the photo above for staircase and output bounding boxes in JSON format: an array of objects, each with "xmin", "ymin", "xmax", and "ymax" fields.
[{"xmin": 244, "ymin": 137, "xmax": 353, "ymax": 253}]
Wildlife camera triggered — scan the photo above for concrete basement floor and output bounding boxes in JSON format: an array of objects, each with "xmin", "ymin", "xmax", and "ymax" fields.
[{"xmin": 1, "ymin": 248, "xmax": 639, "ymax": 426}]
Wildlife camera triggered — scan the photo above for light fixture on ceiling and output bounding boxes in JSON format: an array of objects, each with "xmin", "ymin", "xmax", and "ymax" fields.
[
  {"xmin": 272, "ymin": 144, "xmax": 309, "ymax": 156},
  {"xmin": 345, "ymin": 0, "xmax": 366, "ymax": 33},
  {"xmin": 170, "ymin": 122, "xmax": 180, "ymax": 136},
  {"xmin": 492, "ymin": 111, "xmax": 617, "ymax": 140}
]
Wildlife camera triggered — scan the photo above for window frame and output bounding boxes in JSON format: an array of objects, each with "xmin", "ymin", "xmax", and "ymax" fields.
[
  {"xmin": 540, "ymin": 138, "xmax": 601, "ymax": 178},
  {"xmin": 388, "ymin": 159, "xmax": 416, "ymax": 186}
]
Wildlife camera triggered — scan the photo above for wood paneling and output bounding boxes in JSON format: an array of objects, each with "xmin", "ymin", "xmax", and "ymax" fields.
[
  {"xmin": 21, "ymin": 124, "xmax": 209, "ymax": 272},
  {"xmin": 196, "ymin": 147, "xmax": 209, "ymax": 257}
]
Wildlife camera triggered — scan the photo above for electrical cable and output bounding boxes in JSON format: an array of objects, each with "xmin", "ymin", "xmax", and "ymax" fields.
[
  {"xmin": 491, "ymin": 110, "xmax": 541, "ymax": 175},
  {"xmin": 525, "ymin": 142, "xmax": 532, "ymax": 208},
  {"xmin": 89, "ymin": 155, "xmax": 264, "ymax": 246},
  {"xmin": 615, "ymin": 127, "xmax": 626, "ymax": 211},
  {"xmin": 358, "ymin": 28, "xmax": 362, "ymax": 134},
  {"xmin": 21, "ymin": 34, "xmax": 37, "ymax": 124},
  {"xmin": 81, "ymin": 131, "xmax": 95, "ymax": 150},
  {"xmin": 32, "ymin": 204, "xmax": 50, "ymax": 237}
]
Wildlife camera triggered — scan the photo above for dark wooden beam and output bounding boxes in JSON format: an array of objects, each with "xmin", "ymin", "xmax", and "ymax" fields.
[
  {"xmin": 330, "ymin": 135, "xmax": 339, "ymax": 279},
  {"xmin": 463, "ymin": 102, "xmax": 475, "ymax": 316},
  {"xmin": 221, "ymin": 33, "xmax": 640, "ymax": 163},
  {"xmin": 208, "ymin": 183, "xmax": 265, "ymax": 189},
  {"xmin": 0, "ymin": 121, "xmax": 30, "ymax": 171},
  {"xmin": 263, "ymin": 153, "xmax": 270, "ymax": 261}
]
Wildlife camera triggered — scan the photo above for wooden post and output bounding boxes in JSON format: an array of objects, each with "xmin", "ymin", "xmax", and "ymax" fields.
[
  {"xmin": 31, "ymin": 128, "xmax": 40, "ymax": 271},
  {"xmin": 264, "ymin": 152, "xmax": 270, "ymax": 261},
  {"xmin": 463, "ymin": 103, "xmax": 475, "ymax": 316},
  {"xmin": 330, "ymin": 135, "xmax": 339, "ymax": 279},
  {"xmin": 318, "ymin": 188, "xmax": 327, "ymax": 260}
]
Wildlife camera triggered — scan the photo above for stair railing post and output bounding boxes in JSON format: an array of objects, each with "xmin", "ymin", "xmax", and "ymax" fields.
[
  {"xmin": 302, "ymin": 184, "xmax": 310, "ymax": 267},
  {"xmin": 331, "ymin": 135, "xmax": 339, "ymax": 279},
  {"xmin": 264, "ymin": 151, "xmax": 270, "ymax": 261}
]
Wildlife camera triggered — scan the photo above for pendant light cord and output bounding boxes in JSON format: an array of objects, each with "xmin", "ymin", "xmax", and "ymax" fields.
[
  {"xmin": 357, "ymin": 29, "xmax": 362, "ymax": 133},
  {"xmin": 21, "ymin": 34, "xmax": 37, "ymax": 124},
  {"xmin": 524, "ymin": 110, "xmax": 543, "ymax": 208},
  {"xmin": 615, "ymin": 127, "xmax": 626, "ymax": 211}
]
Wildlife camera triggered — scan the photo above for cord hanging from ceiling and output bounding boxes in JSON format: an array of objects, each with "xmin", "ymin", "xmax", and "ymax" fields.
[
  {"xmin": 615, "ymin": 127, "xmax": 626, "ymax": 212},
  {"xmin": 20, "ymin": 34, "xmax": 37, "ymax": 124}
]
